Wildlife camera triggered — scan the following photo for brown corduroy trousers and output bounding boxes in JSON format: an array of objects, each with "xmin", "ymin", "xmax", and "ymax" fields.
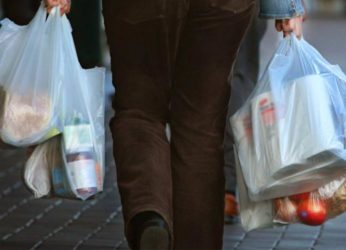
[{"xmin": 103, "ymin": 0, "xmax": 254, "ymax": 249}]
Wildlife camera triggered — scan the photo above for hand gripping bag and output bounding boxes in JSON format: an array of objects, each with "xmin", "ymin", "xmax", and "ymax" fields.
[{"xmin": 231, "ymin": 35, "xmax": 346, "ymax": 201}]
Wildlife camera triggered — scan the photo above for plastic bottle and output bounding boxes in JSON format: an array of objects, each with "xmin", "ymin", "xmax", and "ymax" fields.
[{"xmin": 63, "ymin": 114, "xmax": 98, "ymax": 199}]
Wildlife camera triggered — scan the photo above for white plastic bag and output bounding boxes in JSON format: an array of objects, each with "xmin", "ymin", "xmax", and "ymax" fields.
[
  {"xmin": 24, "ymin": 141, "xmax": 52, "ymax": 198},
  {"xmin": 47, "ymin": 6, "xmax": 105, "ymax": 200},
  {"xmin": 0, "ymin": 4, "xmax": 62, "ymax": 146},
  {"xmin": 231, "ymin": 35, "xmax": 346, "ymax": 201},
  {"xmin": 236, "ymin": 144, "xmax": 346, "ymax": 231},
  {"xmin": 21, "ymin": 4, "xmax": 105, "ymax": 200},
  {"xmin": 24, "ymin": 133, "xmax": 103, "ymax": 200},
  {"xmin": 235, "ymin": 145, "xmax": 273, "ymax": 231}
]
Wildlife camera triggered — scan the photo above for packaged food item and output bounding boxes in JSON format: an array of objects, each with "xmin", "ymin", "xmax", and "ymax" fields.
[
  {"xmin": 52, "ymin": 166, "xmax": 74, "ymax": 197},
  {"xmin": 231, "ymin": 34, "xmax": 346, "ymax": 202},
  {"xmin": 48, "ymin": 136, "xmax": 75, "ymax": 198},
  {"xmin": 274, "ymin": 178, "xmax": 346, "ymax": 226},
  {"xmin": 24, "ymin": 133, "xmax": 102, "ymax": 200},
  {"xmin": 62, "ymin": 115, "xmax": 98, "ymax": 200},
  {"xmin": 0, "ymin": 91, "xmax": 59, "ymax": 146},
  {"xmin": 237, "ymin": 144, "xmax": 346, "ymax": 231},
  {"xmin": 24, "ymin": 140, "xmax": 51, "ymax": 198},
  {"xmin": 0, "ymin": 4, "xmax": 62, "ymax": 147}
]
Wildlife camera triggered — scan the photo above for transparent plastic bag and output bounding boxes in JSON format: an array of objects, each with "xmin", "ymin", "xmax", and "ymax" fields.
[
  {"xmin": 235, "ymin": 146, "xmax": 346, "ymax": 231},
  {"xmin": 50, "ymin": 6, "xmax": 105, "ymax": 200},
  {"xmin": 25, "ymin": 129, "xmax": 104, "ymax": 200},
  {"xmin": 231, "ymin": 35, "xmax": 346, "ymax": 201},
  {"xmin": 24, "ymin": 140, "xmax": 52, "ymax": 198},
  {"xmin": 235, "ymin": 145, "xmax": 274, "ymax": 231},
  {"xmin": 22, "ymin": 5, "xmax": 105, "ymax": 201},
  {"xmin": 0, "ymin": 4, "xmax": 62, "ymax": 146},
  {"xmin": 274, "ymin": 178, "xmax": 346, "ymax": 226}
]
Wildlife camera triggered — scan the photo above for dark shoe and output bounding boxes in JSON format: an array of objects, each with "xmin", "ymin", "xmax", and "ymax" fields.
[
  {"xmin": 224, "ymin": 192, "xmax": 239, "ymax": 224},
  {"xmin": 133, "ymin": 212, "xmax": 170, "ymax": 250}
]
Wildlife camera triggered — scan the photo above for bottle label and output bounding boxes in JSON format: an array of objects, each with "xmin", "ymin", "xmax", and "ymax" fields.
[
  {"xmin": 67, "ymin": 159, "xmax": 97, "ymax": 189},
  {"xmin": 64, "ymin": 124, "xmax": 93, "ymax": 153}
]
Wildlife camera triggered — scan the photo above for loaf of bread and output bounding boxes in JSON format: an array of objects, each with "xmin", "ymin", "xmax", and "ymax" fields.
[{"xmin": 0, "ymin": 88, "xmax": 52, "ymax": 144}]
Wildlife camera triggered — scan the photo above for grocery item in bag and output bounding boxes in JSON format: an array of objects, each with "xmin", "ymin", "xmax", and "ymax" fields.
[
  {"xmin": 24, "ymin": 133, "xmax": 102, "ymax": 200},
  {"xmin": 0, "ymin": 91, "xmax": 58, "ymax": 146},
  {"xmin": 235, "ymin": 144, "xmax": 346, "ymax": 231},
  {"xmin": 231, "ymin": 35, "xmax": 346, "ymax": 201},
  {"xmin": 24, "ymin": 135, "xmax": 74, "ymax": 199},
  {"xmin": 274, "ymin": 74, "xmax": 342, "ymax": 177},
  {"xmin": 0, "ymin": 4, "xmax": 63, "ymax": 147},
  {"xmin": 249, "ymin": 75, "xmax": 343, "ymax": 178},
  {"xmin": 14, "ymin": 4, "xmax": 105, "ymax": 200},
  {"xmin": 24, "ymin": 141, "xmax": 51, "ymax": 198},
  {"xmin": 48, "ymin": 135, "xmax": 75, "ymax": 198},
  {"xmin": 274, "ymin": 177, "xmax": 346, "ymax": 226},
  {"xmin": 62, "ymin": 115, "xmax": 99, "ymax": 199}
]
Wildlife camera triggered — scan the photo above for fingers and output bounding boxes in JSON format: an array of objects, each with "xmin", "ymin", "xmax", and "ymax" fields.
[
  {"xmin": 44, "ymin": 0, "xmax": 60, "ymax": 9},
  {"xmin": 45, "ymin": 0, "xmax": 71, "ymax": 15},
  {"xmin": 282, "ymin": 19, "xmax": 294, "ymax": 38},
  {"xmin": 289, "ymin": 16, "xmax": 303, "ymax": 39},
  {"xmin": 275, "ymin": 16, "xmax": 303, "ymax": 39},
  {"xmin": 60, "ymin": 3, "xmax": 71, "ymax": 15},
  {"xmin": 60, "ymin": 0, "xmax": 71, "ymax": 15},
  {"xmin": 275, "ymin": 20, "xmax": 283, "ymax": 32},
  {"xmin": 275, "ymin": 19, "xmax": 292, "ymax": 37}
]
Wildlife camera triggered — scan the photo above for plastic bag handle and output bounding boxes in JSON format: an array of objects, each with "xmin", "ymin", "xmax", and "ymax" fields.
[{"xmin": 27, "ymin": 2, "xmax": 48, "ymax": 27}]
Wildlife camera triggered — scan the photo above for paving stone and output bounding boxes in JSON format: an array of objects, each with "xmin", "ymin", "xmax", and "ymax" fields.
[{"xmin": 275, "ymin": 239, "xmax": 314, "ymax": 249}]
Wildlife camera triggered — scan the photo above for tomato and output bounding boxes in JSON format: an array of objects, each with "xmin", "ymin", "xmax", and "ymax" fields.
[{"xmin": 297, "ymin": 198, "xmax": 327, "ymax": 226}]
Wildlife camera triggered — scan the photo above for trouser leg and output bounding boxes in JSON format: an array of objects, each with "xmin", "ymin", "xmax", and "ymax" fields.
[
  {"xmin": 102, "ymin": 0, "xmax": 183, "ymax": 247},
  {"xmin": 170, "ymin": 1, "xmax": 255, "ymax": 248},
  {"xmin": 2, "ymin": 0, "xmax": 40, "ymax": 25}
]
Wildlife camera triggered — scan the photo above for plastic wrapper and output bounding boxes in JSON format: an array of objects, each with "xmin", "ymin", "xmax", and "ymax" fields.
[
  {"xmin": 25, "ymin": 133, "xmax": 104, "ymax": 200},
  {"xmin": 0, "ymin": 4, "xmax": 105, "ymax": 150},
  {"xmin": 20, "ymin": 5, "xmax": 105, "ymax": 200},
  {"xmin": 274, "ymin": 178, "xmax": 346, "ymax": 226},
  {"xmin": 24, "ymin": 140, "xmax": 52, "ymax": 198},
  {"xmin": 230, "ymin": 35, "xmax": 346, "ymax": 201},
  {"xmin": 47, "ymin": 136, "xmax": 76, "ymax": 198},
  {"xmin": 235, "ymin": 146, "xmax": 346, "ymax": 231},
  {"xmin": 0, "ymin": 5, "xmax": 61, "ymax": 146}
]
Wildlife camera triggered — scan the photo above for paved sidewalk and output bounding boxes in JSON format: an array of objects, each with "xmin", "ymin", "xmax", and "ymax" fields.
[{"xmin": 1, "ymin": 18, "xmax": 346, "ymax": 250}]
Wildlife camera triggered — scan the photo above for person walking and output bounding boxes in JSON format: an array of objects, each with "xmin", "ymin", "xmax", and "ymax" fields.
[{"xmin": 45, "ymin": 0, "xmax": 304, "ymax": 249}]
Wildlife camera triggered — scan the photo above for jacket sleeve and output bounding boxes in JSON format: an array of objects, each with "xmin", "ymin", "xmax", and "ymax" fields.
[{"xmin": 259, "ymin": 0, "xmax": 305, "ymax": 19}]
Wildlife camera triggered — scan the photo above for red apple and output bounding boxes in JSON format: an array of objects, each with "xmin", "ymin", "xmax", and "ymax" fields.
[
  {"xmin": 289, "ymin": 192, "xmax": 310, "ymax": 202},
  {"xmin": 297, "ymin": 198, "xmax": 327, "ymax": 226}
]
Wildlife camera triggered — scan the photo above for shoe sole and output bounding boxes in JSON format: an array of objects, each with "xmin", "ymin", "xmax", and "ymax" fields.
[{"xmin": 140, "ymin": 226, "xmax": 170, "ymax": 250}]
